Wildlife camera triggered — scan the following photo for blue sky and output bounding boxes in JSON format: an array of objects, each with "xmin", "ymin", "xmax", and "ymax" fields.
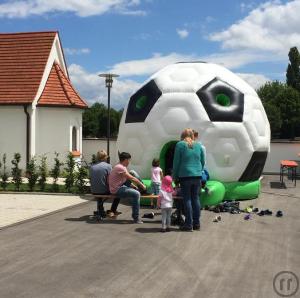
[{"xmin": 1, "ymin": 0, "xmax": 299, "ymax": 108}]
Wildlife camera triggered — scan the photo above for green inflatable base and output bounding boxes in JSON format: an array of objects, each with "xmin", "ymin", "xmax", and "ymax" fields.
[{"xmin": 141, "ymin": 179, "xmax": 261, "ymax": 206}]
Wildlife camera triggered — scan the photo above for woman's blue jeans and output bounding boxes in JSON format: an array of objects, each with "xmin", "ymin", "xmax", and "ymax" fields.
[
  {"xmin": 180, "ymin": 178, "xmax": 201, "ymax": 228},
  {"xmin": 116, "ymin": 185, "xmax": 140, "ymax": 220}
]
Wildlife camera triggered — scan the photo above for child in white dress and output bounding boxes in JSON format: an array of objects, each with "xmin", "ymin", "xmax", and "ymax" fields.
[{"xmin": 157, "ymin": 175, "xmax": 176, "ymax": 232}]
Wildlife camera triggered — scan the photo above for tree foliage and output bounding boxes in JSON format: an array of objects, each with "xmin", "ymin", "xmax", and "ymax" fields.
[
  {"xmin": 11, "ymin": 153, "xmax": 22, "ymax": 191},
  {"xmin": 50, "ymin": 152, "xmax": 63, "ymax": 192},
  {"xmin": 257, "ymin": 81, "xmax": 300, "ymax": 139},
  {"xmin": 65, "ymin": 152, "xmax": 76, "ymax": 192},
  {"xmin": 82, "ymin": 103, "xmax": 123, "ymax": 138},
  {"xmin": 26, "ymin": 157, "xmax": 39, "ymax": 191},
  {"xmin": 286, "ymin": 47, "xmax": 300, "ymax": 92},
  {"xmin": 0, "ymin": 154, "xmax": 8, "ymax": 190}
]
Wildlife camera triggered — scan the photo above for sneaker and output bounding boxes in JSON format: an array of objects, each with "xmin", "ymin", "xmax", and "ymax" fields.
[
  {"xmin": 264, "ymin": 209, "xmax": 272, "ymax": 216},
  {"xmin": 106, "ymin": 210, "xmax": 115, "ymax": 218},
  {"xmin": 161, "ymin": 228, "xmax": 166, "ymax": 233},
  {"xmin": 276, "ymin": 210, "xmax": 283, "ymax": 217},
  {"xmin": 193, "ymin": 224, "xmax": 200, "ymax": 231},
  {"xmin": 258, "ymin": 210, "xmax": 265, "ymax": 216},
  {"xmin": 166, "ymin": 227, "xmax": 171, "ymax": 232},
  {"xmin": 133, "ymin": 219, "xmax": 143, "ymax": 224},
  {"xmin": 179, "ymin": 225, "xmax": 193, "ymax": 232},
  {"xmin": 244, "ymin": 214, "xmax": 251, "ymax": 220},
  {"xmin": 113, "ymin": 211, "xmax": 122, "ymax": 216}
]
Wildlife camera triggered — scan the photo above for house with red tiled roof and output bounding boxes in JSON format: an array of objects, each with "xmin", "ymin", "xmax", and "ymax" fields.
[{"xmin": 0, "ymin": 31, "xmax": 88, "ymax": 170}]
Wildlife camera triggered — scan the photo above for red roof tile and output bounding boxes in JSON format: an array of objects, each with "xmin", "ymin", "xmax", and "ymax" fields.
[
  {"xmin": 0, "ymin": 31, "xmax": 57, "ymax": 104},
  {"xmin": 38, "ymin": 62, "xmax": 87, "ymax": 108}
]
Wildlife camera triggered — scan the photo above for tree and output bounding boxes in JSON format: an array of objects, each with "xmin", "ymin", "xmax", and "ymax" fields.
[
  {"xmin": 11, "ymin": 153, "xmax": 22, "ymax": 191},
  {"xmin": 38, "ymin": 155, "xmax": 47, "ymax": 191},
  {"xmin": 82, "ymin": 103, "xmax": 123, "ymax": 138},
  {"xmin": 286, "ymin": 47, "xmax": 300, "ymax": 92},
  {"xmin": 0, "ymin": 154, "xmax": 8, "ymax": 190},
  {"xmin": 64, "ymin": 152, "xmax": 75, "ymax": 192},
  {"xmin": 26, "ymin": 157, "xmax": 38, "ymax": 191},
  {"xmin": 258, "ymin": 81, "xmax": 300, "ymax": 139},
  {"xmin": 50, "ymin": 152, "xmax": 63, "ymax": 192}
]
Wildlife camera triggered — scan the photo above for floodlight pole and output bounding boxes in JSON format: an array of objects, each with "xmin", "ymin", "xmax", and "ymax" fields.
[{"xmin": 98, "ymin": 73, "xmax": 119, "ymax": 163}]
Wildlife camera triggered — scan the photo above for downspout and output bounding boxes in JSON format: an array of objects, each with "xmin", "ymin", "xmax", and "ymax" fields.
[{"xmin": 23, "ymin": 105, "xmax": 30, "ymax": 165}]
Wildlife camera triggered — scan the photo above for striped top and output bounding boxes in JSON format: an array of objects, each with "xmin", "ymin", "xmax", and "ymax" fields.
[{"xmin": 108, "ymin": 164, "xmax": 128, "ymax": 194}]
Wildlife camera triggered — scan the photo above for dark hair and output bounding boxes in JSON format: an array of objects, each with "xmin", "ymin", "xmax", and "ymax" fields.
[
  {"xmin": 193, "ymin": 130, "xmax": 199, "ymax": 138},
  {"xmin": 152, "ymin": 158, "xmax": 160, "ymax": 167},
  {"xmin": 119, "ymin": 152, "xmax": 131, "ymax": 162}
]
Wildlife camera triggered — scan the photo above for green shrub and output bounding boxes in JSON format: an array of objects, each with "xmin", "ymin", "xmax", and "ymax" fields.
[
  {"xmin": 11, "ymin": 153, "xmax": 22, "ymax": 191},
  {"xmin": 51, "ymin": 152, "xmax": 63, "ymax": 193},
  {"xmin": 76, "ymin": 165, "xmax": 88, "ymax": 193},
  {"xmin": 27, "ymin": 157, "xmax": 39, "ymax": 191},
  {"xmin": 0, "ymin": 153, "xmax": 9, "ymax": 190},
  {"xmin": 38, "ymin": 155, "xmax": 47, "ymax": 191},
  {"xmin": 65, "ymin": 152, "xmax": 75, "ymax": 192}
]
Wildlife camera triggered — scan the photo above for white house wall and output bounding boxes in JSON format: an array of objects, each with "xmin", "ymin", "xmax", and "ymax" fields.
[
  {"xmin": 0, "ymin": 106, "xmax": 27, "ymax": 172},
  {"xmin": 35, "ymin": 107, "xmax": 83, "ymax": 168},
  {"xmin": 82, "ymin": 139, "xmax": 300, "ymax": 175}
]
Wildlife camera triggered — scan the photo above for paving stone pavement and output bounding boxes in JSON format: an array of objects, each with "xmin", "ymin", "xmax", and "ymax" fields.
[{"xmin": 0, "ymin": 193, "xmax": 88, "ymax": 228}]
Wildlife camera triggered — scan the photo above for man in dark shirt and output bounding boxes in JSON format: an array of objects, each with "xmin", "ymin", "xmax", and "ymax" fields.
[{"xmin": 89, "ymin": 150, "xmax": 120, "ymax": 217}]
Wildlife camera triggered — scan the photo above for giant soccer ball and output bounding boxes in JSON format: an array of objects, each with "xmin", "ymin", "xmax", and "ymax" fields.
[{"xmin": 117, "ymin": 62, "xmax": 270, "ymax": 183}]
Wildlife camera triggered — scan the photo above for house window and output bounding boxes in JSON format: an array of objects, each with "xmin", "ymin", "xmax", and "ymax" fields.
[{"xmin": 72, "ymin": 126, "xmax": 77, "ymax": 151}]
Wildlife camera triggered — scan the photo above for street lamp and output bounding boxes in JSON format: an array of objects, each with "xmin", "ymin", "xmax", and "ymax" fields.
[{"xmin": 98, "ymin": 73, "xmax": 119, "ymax": 163}]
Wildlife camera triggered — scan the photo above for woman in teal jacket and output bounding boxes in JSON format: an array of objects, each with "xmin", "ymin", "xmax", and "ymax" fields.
[{"xmin": 173, "ymin": 128, "xmax": 204, "ymax": 231}]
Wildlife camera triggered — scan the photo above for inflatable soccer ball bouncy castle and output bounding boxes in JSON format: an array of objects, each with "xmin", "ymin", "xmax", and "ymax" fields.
[{"xmin": 117, "ymin": 62, "xmax": 270, "ymax": 205}]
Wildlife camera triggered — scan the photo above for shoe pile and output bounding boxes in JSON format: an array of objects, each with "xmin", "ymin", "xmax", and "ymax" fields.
[
  {"xmin": 142, "ymin": 212, "xmax": 155, "ymax": 219},
  {"xmin": 206, "ymin": 201, "xmax": 284, "ymax": 222},
  {"xmin": 208, "ymin": 201, "xmax": 241, "ymax": 214}
]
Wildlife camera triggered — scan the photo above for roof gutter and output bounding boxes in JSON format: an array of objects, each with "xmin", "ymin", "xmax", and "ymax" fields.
[{"xmin": 23, "ymin": 105, "xmax": 30, "ymax": 166}]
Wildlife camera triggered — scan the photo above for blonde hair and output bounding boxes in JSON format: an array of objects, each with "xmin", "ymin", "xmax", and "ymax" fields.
[
  {"xmin": 180, "ymin": 128, "xmax": 194, "ymax": 148},
  {"xmin": 97, "ymin": 150, "xmax": 108, "ymax": 161}
]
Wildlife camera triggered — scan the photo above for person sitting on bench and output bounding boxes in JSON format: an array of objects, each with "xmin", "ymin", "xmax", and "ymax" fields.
[
  {"xmin": 89, "ymin": 150, "xmax": 121, "ymax": 217},
  {"xmin": 108, "ymin": 152, "xmax": 146, "ymax": 224}
]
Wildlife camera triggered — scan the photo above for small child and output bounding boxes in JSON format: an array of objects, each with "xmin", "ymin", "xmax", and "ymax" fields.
[
  {"xmin": 151, "ymin": 158, "xmax": 163, "ymax": 208},
  {"xmin": 157, "ymin": 176, "xmax": 175, "ymax": 232},
  {"xmin": 201, "ymin": 168, "xmax": 211, "ymax": 195}
]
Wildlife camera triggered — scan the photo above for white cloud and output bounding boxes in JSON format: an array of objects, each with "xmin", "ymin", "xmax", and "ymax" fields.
[
  {"xmin": 0, "ymin": 0, "xmax": 145, "ymax": 18},
  {"xmin": 68, "ymin": 54, "xmax": 272, "ymax": 109},
  {"xmin": 64, "ymin": 48, "xmax": 91, "ymax": 55},
  {"xmin": 176, "ymin": 29, "xmax": 189, "ymax": 39},
  {"xmin": 68, "ymin": 64, "xmax": 141, "ymax": 109},
  {"xmin": 107, "ymin": 52, "xmax": 197, "ymax": 77},
  {"xmin": 237, "ymin": 73, "xmax": 271, "ymax": 90},
  {"xmin": 209, "ymin": 0, "xmax": 300, "ymax": 54},
  {"xmin": 107, "ymin": 51, "xmax": 279, "ymax": 78}
]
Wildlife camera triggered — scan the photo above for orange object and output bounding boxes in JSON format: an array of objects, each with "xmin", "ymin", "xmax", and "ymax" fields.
[
  {"xmin": 72, "ymin": 150, "xmax": 81, "ymax": 157},
  {"xmin": 280, "ymin": 160, "xmax": 298, "ymax": 186},
  {"xmin": 280, "ymin": 160, "xmax": 298, "ymax": 167}
]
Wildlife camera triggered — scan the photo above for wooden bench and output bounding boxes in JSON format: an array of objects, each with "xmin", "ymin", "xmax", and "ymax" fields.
[{"xmin": 91, "ymin": 194, "xmax": 183, "ymax": 221}]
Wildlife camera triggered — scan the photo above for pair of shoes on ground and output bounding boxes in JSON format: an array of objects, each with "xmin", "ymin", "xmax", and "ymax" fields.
[
  {"xmin": 257, "ymin": 209, "xmax": 272, "ymax": 216},
  {"xmin": 133, "ymin": 218, "xmax": 143, "ymax": 224},
  {"xmin": 213, "ymin": 216, "xmax": 221, "ymax": 222},
  {"xmin": 179, "ymin": 224, "xmax": 200, "ymax": 231},
  {"xmin": 244, "ymin": 213, "xmax": 252, "ymax": 220},
  {"xmin": 142, "ymin": 212, "xmax": 155, "ymax": 219},
  {"xmin": 161, "ymin": 227, "xmax": 171, "ymax": 233}
]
